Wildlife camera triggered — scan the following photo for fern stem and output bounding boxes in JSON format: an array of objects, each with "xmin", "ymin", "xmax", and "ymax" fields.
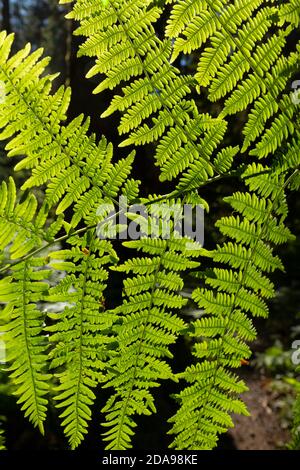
[
  {"xmin": 0, "ymin": 190, "xmax": 167, "ymax": 274},
  {"xmin": 0, "ymin": 223, "xmax": 95, "ymax": 274},
  {"xmin": 0, "ymin": 171, "xmax": 230, "ymax": 276},
  {"xmin": 0, "ymin": 162, "xmax": 281, "ymax": 277}
]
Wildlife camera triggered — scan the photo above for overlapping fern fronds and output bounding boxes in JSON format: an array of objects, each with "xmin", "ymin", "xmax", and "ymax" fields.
[
  {"xmin": 166, "ymin": 0, "xmax": 300, "ymax": 159},
  {"xmin": 0, "ymin": 0, "xmax": 299, "ymax": 452},
  {"xmin": 0, "ymin": 31, "xmax": 138, "ymax": 447},
  {"xmin": 0, "ymin": 177, "xmax": 61, "ymax": 433},
  {"xmin": 0, "ymin": 31, "xmax": 138, "ymax": 221},
  {"xmin": 60, "ymin": 0, "xmax": 229, "ymax": 186},
  {"xmin": 0, "ymin": 177, "xmax": 52, "ymax": 260}
]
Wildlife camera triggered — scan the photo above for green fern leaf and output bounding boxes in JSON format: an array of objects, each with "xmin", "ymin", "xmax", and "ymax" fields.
[
  {"xmin": 46, "ymin": 231, "xmax": 118, "ymax": 449},
  {"xmin": 166, "ymin": 0, "xmax": 299, "ymax": 159},
  {"xmin": 0, "ymin": 260, "xmax": 51, "ymax": 434},
  {"xmin": 101, "ymin": 228, "xmax": 202, "ymax": 449},
  {"xmin": 169, "ymin": 166, "xmax": 295, "ymax": 449}
]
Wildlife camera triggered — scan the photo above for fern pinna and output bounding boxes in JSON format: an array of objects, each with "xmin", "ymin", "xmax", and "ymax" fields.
[
  {"xmin": 0, "ymin": 0, "xmax": 299, "ymax": 451},
  {"xmin": 47, "ymin": 232, "xmax": 119, "ymax": 448},
  {"xmin": 102, "ymin": 232, "xmax": 202, "ymax": 449}
]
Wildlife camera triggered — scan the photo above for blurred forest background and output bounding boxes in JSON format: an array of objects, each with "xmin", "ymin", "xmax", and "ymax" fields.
[{"xmin": 0, "ymin": 0, "xmax": 299, "ymax": 450}]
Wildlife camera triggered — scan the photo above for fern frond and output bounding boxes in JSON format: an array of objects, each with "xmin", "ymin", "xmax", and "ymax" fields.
[
  {"xmin": 0, "ymin": 32, "xmax": 138, "ymax": 228},
  {"xmin": 0, "ymin": 32, "xmax": 139, "ymax": 447},
  {"xmin": 169, "ymin": 166, "xmax": 296, "ymax": 449},
  {"xmin": 279, "ymin": 0, "xmax": 300, "ymax": 27}
]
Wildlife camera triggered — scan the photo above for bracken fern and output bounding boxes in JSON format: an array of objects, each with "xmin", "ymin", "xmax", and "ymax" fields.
[{"xmin": 0, "ymin": 0, "xmax": 299, "ymax": 451}]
